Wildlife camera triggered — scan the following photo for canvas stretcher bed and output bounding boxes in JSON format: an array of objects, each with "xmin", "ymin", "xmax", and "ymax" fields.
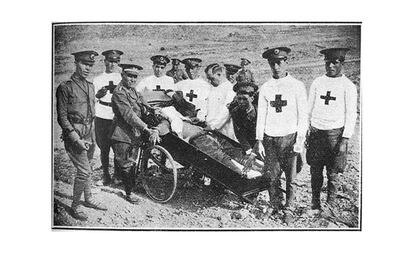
[{"xmin": 135, "ymin": 131, "xmax": 270, "ymax": 204}]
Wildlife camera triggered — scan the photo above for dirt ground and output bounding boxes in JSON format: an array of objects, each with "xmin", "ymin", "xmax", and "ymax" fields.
[{"xmin": 52, "ymin": 24, "xmax": 361, "ymax": 229}]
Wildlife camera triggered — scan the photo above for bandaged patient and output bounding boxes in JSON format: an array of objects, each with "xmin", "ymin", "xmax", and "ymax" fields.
[{"xmin": 142, "ymin": 90, "xmax": 262, "ymax": 179}]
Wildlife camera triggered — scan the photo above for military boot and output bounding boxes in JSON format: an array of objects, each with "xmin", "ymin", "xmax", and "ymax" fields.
[
  {"xmin": 327, "ymin": 174, "xmax": 339, "ymax": 206},
  {"xmin": 102, "ymin": 168, "xmax": 111, "ymax": 186},
  {"xmin": 311, "ymin": 184, "xmax": 321, "ymax": 209},
  {"xmin": 285, "ymin": 184, "xmax": 296, "ymax": 209},
  {"xmin": 311, "ymin": 167, "xmax": 323, "ymax": 210},
  {"xmin": 125, "ymin": 193, "xmax": 140, "ymax": 204},
  {"xmin": 268, "ymin": 185, "xmax": 284, "ymax": 211},
  {"xmin": 84, "ymin": 180, "xmax": 108, "ymax": 211},
  {"xmin": 71, "ymin": 179, "xmax": 87, "ymax": 221},
  {"xmin": 311, "ymin": 194, "xmax": 321, "ymax": 210},
  {"xmin": 122, "ymin": 169, "xmax": 140, "ymax": 204}
]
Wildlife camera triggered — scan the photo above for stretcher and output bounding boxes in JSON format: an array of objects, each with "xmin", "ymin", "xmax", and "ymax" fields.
[{"xmin": 135, "ymin": 131, "xmax": 270, "ymax": 203}]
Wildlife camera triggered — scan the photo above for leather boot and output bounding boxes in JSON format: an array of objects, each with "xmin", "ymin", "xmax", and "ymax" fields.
[
  {"xmin": 102, "ymin": 168, "xmax": 111, "ymax": 186},
  {"xmin": 285, "ymin": 189, "xmax": 295, "ymax": 209},
  {"xmin": 311, "ymin": 194, "xmax": 321, "ymax": 210},
  {"xmin": 310, "ymin": 166, "xmax": 323, "ymax": 209},
  {"xmin": 268, "ymin": 184, "xmax": 283, "ymax": 211},
  {"xmin": 84, "ymin": 180, "xmax": 108, "ymax": 211},
  {"xmin": 123, "ymin": 169, "xmax": 140, "ymax": 204},
  {"xmin": 327, "ymin": 174, "xmax": 339, "ymax": 206},
  {"xmin": 71, "ymin": 179, "xmax": 87, "ymax": 221}
]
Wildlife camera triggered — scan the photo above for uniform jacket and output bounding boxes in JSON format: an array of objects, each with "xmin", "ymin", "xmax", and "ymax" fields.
[
  {"xmin": 111, "ymin": 82, "xmax": 150, "ymax": 144},
  {"xmin": 56, "ymin": 73, "xmax": 96, "ymax": 141}
]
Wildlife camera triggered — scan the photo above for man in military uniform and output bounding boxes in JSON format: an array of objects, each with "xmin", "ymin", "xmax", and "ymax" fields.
[
  {"xmin": 307, "ymin": 48, "xmax": 357, "ymax": 210},
  {"xmin": 256, "ymin": 47, "xmax": 308, "ymax": 223},
  {"xmin": 56, "ymin": 50, "xmax": 107, "ymax": 221},
  {"xmin": 233, "ymin": 58, "xmax": 256, "ymax": 85},
  {"xmin": 94, "ymin": 49, "xmax": 123, "ymax": 185},
  {"xmin": 176, "ymin": 58, "xmax": 211, "ymax": 124},
  {"xmin": 111, "ymin": 64, "xmax": 169, "ymax": 204},
  {"xmin": 166, "ymin": 58, "xmax": 188, "ymax": 83}
]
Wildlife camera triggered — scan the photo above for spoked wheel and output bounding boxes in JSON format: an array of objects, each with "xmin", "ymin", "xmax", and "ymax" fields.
[{"xmin": 140, "ymin": 145, "xmax": 177, "ymax": 203}]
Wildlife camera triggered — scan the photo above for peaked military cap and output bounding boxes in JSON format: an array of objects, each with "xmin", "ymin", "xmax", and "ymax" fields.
[
  {"xmin": 240, "ymin": 58, "xmax": 251, "ymax": 66},
  {"xmin": 150, "ymin": 55, "xmax": 170, "ymax": 65},
  {"xmin": 72, "ymin": 50, "xmax": 99, "ymax": 64},
  {"xmin": 320, "ymin": 47, "xmax": 350, "ymax": 62},
  {"xmin": 102, "ymin": 49, "xmax": 124, "ymax": 62},
  {"xmin": 182, "ymin": 58, "xmax": 202, "ymax": 68},
  {"xmin": 119, "ymin": 63, "xmax": 143, "ymax": 75},
  {"xmin": 171, "ymin": 58, "xmax": 182, "ymax": 65},
  {"xmin": 262, "ymin": 47, "xmax": 291, "ymax": 60},
  {"xmin": 223, "ymin": 64, "xmax": 242, "ymax": 76}
]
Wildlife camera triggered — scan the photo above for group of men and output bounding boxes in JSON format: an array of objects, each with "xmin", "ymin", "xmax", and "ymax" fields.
[{"xmin": 56, "ymin": 45, "xmax": 357, "ymax": 223}]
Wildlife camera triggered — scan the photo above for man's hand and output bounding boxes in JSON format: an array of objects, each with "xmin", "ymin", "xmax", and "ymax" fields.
[
  {"xmin": 338, "ymin": 137, "xmax": 349, "ymax": 154},
  {"xmin": 204, "ymin": 125, "xmax": 213, "ymax": 131},
  {"xmin": 147, "ymin": 128, "xmax": 161, "ymax": 144},
  {"xmin": 257, "ymin": 140, "xmax": 265, "ymax": 159},
  {"xmin": 189, "ymin": 117, "xmax": 200, "ymax": 124},
  {"xmin": 96, "ymin": 87, "xmax": 108, "ymax": 99},
  {"xmin": 293, "ymin": 135, "xmax": 305, "ymax": 153},
  {"xmin": 76, "ymin": 140, "xmax": 92, "ymax": 151}
]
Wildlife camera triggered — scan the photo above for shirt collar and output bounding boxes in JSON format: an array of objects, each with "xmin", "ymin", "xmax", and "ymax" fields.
[
  {"xmin": 272, "ymin": 72, "xmax": 290, "ymax": 81},
  {"xmin": 71, "ymin": 72, "xmax": 86, "ymax": 83}
]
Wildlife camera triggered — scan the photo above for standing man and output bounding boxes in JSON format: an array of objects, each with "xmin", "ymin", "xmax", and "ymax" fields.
[
  {"xmin": 307, "ymin": 48, "xmax": 357, "ymax": 210},
  {"xmin": 166, "ymin": 58, "xmax": 188, "ymax": 83},
  {"xmin": 256, "ymin": 47, "xmax": 308, "ymax": 222},
  {"xmin": 93, "ymin": 49, "xmax": 123, "ymax": 185},
  {"xmin": 176, "ymin": 58, "xmax": 211, "ymax": 123},
  {"xmin": 233, "ymin": 58, "xmax": 256, "ymax": 85},
  {"xmin": 56, "ymin": 50, "xmax": 107, "ymax": 221},
  {"xmin": 205, "ymin": 63, "xmax": 237, "ymax": 141},
  {"xmin": 111, "ymin": 64, "xmax": 167, "ymax": 204},
  {"xmin": 136, "ymin": 55, "xmax": 176, "ymax": 102},
  {"xmin": 137, "ymin": 55, "xmax": 185, "ymax": 136}
]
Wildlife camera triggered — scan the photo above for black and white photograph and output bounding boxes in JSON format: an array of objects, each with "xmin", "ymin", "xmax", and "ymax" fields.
[{"xmin": 52, "ymin": 22, "xmax": 361, "ymax": 230}]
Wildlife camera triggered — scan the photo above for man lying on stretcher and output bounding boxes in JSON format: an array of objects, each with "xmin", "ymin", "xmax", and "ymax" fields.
[{"xmin": 138, "ymin": 88, "xmax": 263, "ymax": 179}]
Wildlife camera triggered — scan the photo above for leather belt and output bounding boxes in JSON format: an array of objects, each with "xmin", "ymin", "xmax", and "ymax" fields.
[
  {"xmin": 98, "ymin": 100, "xmax": 112, "ymax": 107},
  {"xmin": 69, "ymin": 115, "xmax": 95, "ymax": 125}
]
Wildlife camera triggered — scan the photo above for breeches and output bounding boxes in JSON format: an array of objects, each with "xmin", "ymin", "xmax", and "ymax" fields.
[
  {"xmin": 112, "ymin": 142, "xmax": 139, "ymax": 174},
  {"xmin": 306, "ymin": 126, "xmax": 347, "ymax": 174},
  {"xmin": 64, "ymin": 141, "xmax": 95, "ymax": 182}
]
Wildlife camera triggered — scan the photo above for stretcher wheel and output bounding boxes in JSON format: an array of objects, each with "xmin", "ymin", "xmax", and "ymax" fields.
[{"xmin": 140, "ymin": 145, "xmax": 177, "ymax": 203}]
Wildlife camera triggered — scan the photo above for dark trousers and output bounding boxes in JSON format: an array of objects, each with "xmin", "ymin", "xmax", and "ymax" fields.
[
  {"xmin": 306, "ymin": 126, "xmax": 347, "ymax": 204},
  {"xmin": 190, "ymin": 132, "xmax": 245, "ymax": 175},
  {"xmin": 112, "ymin": 142, "xmax": 139, "ymax": 195},
  {"xmin": 263, "ymin": 133, "xmax": 298, "ymax": 209},
  {"xmin": 95, "ymin": 117, "xmax": 113, "ymax": 172}
]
